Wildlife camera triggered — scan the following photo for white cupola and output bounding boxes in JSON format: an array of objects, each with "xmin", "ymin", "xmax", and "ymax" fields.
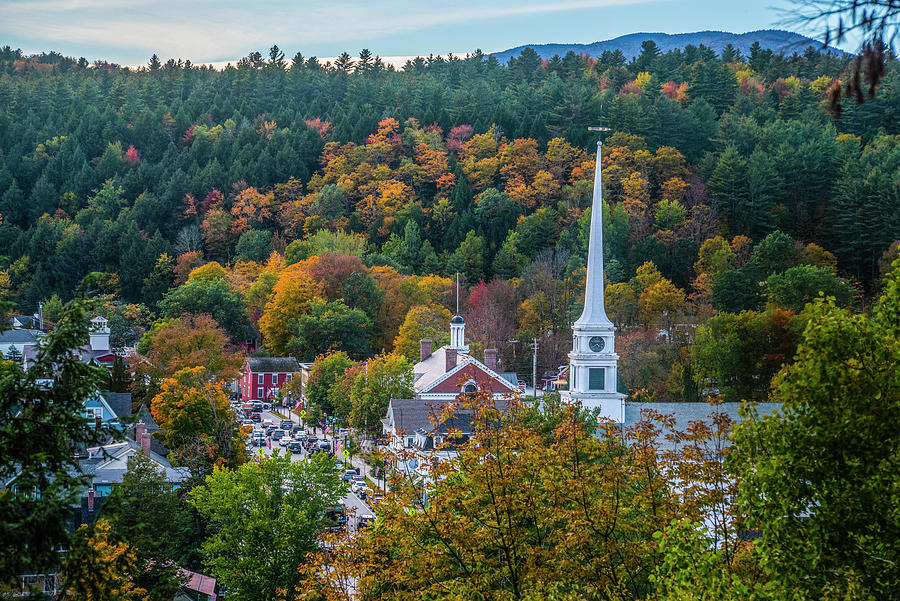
[
  {"xmin": 449, "ymin": 314, "xmax": 469, "ymax": 355},
  {"xmin": 89, "ymin": 316, "xmax": 110, "ymax": 352}
]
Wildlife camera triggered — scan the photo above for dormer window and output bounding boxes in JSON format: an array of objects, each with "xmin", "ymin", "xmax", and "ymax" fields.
[{"xmin": 462, "ymin": 381, "xmax": 477, "ymax": 394}]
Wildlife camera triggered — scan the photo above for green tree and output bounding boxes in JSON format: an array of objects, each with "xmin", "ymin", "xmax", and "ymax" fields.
[
  {"xmin": 140, "ymin": 252, "xmax": 175, "ymax": 310},
  {"xmin": 187, "ymin": 453, "xmax": 347, "ymax": 601},
  {"xmin": 286, "ymin": 298, "xmax": 373, "ymax": 361},
  {"xmin": 0, "ymin": 298, "xmax": 110, "ymax": 583},
  {"xmin": 765, "ymin": 264, "xmax": 857, "ymax": 312},
  {"xmin": 449, "ymin": 230, "xmax": 486, "ymax": 283},
  {"xmin": 285, "ymin": 230, "xmax": 367, "ymax": 264},
  {"xmin": 348, "ymin": 353, "xmax": 414, "ymax": 437},
  {"xmin": 708, "ymin": 144, "xmax": 748, "ymax": 232},
  {"xmin": 158, "ymin": 277, "xmax": 248, "ymax": 341},
  {"xmin": 234, "ymin": 228, "xmax": 273, "ymax": 262},
  {"xmin": 691, "ymin": 308, "xmax": 802, "ymax": 401},
  {"xmin": 730, "ymin": 261, "xmax": 900, "ymax": 599},
  {"xmin": 306, "ymin": 351, "xmax": 355, "ymax": 418},
  {"xmin": 101, "ymin": 453, "xmax": 194, "ymax": 601}
]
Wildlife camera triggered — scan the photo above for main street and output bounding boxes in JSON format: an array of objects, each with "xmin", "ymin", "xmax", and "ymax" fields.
[{"xmin": 248, "ymin": 407, "xmax": 376, "ymax": 531}]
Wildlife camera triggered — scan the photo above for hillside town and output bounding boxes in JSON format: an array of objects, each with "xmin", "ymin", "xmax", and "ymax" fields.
[{"xmin": 2, "ymin": 2, "xmax": 900, "ymax": 598}]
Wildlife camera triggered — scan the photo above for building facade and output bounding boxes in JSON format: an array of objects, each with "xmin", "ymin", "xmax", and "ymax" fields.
[{"xmin": 240, "ymin": 356, "xmax": 300, "ymax": 401}]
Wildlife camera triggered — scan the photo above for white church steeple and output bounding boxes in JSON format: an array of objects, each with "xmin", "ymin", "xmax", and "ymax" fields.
[{"xmin": 560, "ymin": 134, "xmax": 625, "ymax": 422}]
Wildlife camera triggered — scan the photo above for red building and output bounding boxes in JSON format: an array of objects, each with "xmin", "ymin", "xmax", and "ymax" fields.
[{"xmin": 240, "ymin": 357, "xmax": 300, "ymax": 402}]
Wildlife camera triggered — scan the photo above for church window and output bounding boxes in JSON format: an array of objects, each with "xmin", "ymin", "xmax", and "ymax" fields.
[{"xmin": 588, "ymin": 368, "xmax": 605, "ymax": 391}]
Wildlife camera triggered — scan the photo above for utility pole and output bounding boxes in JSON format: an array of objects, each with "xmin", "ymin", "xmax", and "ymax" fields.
[{"xmin": 531, "ymin": 337, "xmax": 538, "ymax": 399}]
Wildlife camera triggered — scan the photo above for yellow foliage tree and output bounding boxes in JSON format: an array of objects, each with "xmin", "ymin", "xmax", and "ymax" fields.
[
  {"xmin": 150, "ymin": 366, "xmax": 246, "ymax": 480},
  {"xmin": 63, "ymin": 519, "xmax": 146, "ymax": 601},
  {"xmin": 188, "ymin": 261, "xmax": 227, "ymax": 282},
  {"xmin": 639, "ymin": 279, "xmax": 687, "ymax": 336},
  {"xmin": 258, "ymin": 263, "xmax": 321, "ymax": 355},
  {"xmin": 393, "ymin": 304, "xmax": 453, "ymax": 360},
  {"xmin": 606, "ymin": 282, "xmax": 639, "ymax": 327}
]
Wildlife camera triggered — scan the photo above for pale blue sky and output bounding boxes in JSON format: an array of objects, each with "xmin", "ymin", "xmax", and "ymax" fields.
[{"xmin": 0, "ymin": 0, "xmax": 845, "ymax": 66}]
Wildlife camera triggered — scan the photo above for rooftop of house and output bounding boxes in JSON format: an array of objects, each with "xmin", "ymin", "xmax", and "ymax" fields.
[
  {"xmin": 179, "ymin": 569, "xmax": 217, "ymax": 600},
  {"xmin": 101, "ymin": 392, "xmax": 133, "ymax": 420},
  {"xmin": 622, "ymin": 401, "xmax": 783, "ymax": 450},
  {"xmin": 0, "ymin": 329, "xmax": 39, "ymax": 344},
  {"xmin": 79, "ymin": 439, "xmax": 188, "ymax": 484},
  {"xmin": 412, "ymin": 347, "xmax": 459, "ymax": 392},
  {"xmin": 246, "ymin": 356, "xmax": 300, "ymax": 373},
  {"xmin": 384, "ymin": 397, "xmax": 508, "ymax": 436}
]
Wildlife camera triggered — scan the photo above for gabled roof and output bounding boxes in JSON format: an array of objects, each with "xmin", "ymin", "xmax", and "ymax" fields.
[
  {"xmin": 9, "ymin": 315, "xmax": 38, "ymax": 329},
  {"xmin": 81, "ymin": 439, "xmax": 188, "ymax": 483},
  {"xmin": 419, "ymin": 352, "xmax": 518, "ymax": 395},
  {"xmin": 247, "ymin": 356, "xmax": 300, "ymax": 373},
  {"xmin": 102, "ymin": 392, "xmax": 133, "ymax": 420},
  {"xmin": 412, "ymin": 347, "xmax": 456, "ymax": 392},
  {"xmin": 384, "ymin": 397, "xmax": 508, "ymax": 436}
]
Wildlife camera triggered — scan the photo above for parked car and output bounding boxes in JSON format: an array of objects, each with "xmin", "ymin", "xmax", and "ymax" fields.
[
  {"xmin": 261, "ymin": 401, "xmax": 272, "ymax": 410},
  {"xmin": 357, "ymin": 514, "xmax": 375, "ymax": 529},
  {"xmin": 341, "ymin": 469, "xmax": 358, "ymax": 482},
  {"xmin": 351, "ymin": 477, "xmax": 366, "ymax": 493}
]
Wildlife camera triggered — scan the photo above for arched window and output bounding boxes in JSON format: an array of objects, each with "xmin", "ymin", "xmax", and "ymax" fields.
[{"xmin": 462, "ymin": 381, "xmax": 477, "ymax": 394}]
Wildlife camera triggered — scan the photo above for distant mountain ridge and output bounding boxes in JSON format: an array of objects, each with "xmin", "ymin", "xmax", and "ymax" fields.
[{"xmin": 490, "ymin": 30, "xmax": 845, "ymax": 63}]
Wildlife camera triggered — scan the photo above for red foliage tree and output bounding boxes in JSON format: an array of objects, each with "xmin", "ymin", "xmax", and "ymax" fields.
[{"xmin": 123, "ymin": 144, "xmax": 140, "ymax": 165}]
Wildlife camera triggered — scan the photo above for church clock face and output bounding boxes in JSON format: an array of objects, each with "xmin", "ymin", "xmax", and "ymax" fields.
[{"xmin": 588, "ymin": 336, "xmax": 605, "ymax": 352}]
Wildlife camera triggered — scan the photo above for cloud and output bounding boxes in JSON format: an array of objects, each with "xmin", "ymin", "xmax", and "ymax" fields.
[{"xmin": 0, "ymin": 0, "xmax": 658, "ymax": 61}]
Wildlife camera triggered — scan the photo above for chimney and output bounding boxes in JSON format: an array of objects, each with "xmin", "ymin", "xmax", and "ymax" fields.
[
  {"xmin": 87, "ymin": 489, "xmax": 95, "ymax": 512},
  {"xmin": 445, "ymin": 348, "xmax": 458, "ymax": 373},
  {"xmin": 140, "ymin": 432, "xmax": 151, "ymax": 455},
  {"xmin": 484, "ymin": 348, "xmax": 498, "ymax": 372},
  {"xmin": 420, "ymin": 339, "xmax": 432, "ymax": 362},
  {"xmin": 134, "ymin": 422, "xmax": 146, "ymax": 442}
]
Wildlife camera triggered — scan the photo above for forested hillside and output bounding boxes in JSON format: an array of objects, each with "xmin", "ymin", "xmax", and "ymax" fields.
[{"xmin": 1, "ymin": 41, "xmax": 899, "ymax": 400}]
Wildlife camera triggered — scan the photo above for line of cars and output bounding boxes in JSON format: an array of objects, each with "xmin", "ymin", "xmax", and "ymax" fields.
[{"xmin": 245, "ymin": 419, "xmax": 335, "ymax": 456}]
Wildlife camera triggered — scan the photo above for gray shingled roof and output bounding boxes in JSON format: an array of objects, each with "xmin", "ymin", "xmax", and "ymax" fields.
[
  {"xmin": 623, "ymin": 402, "xmax": 782, "ymax": 450},
  {"xmin": 386, "ymin": 398, "xmax": 507, "ymax": 435},
  {"xmin": 102, "ymin": 392, "xmax": 133, "ymax": 420},
  {"xmin": 387, "ymin": 399, "xmax": 443, "ymax": 433},
  {"xmin": 0, "ymin": 329, "xmax": 38, "ymax": 344},
  {"xmin": 247, "ymin": 357, "xmax": 300, "ymax": 372}
]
